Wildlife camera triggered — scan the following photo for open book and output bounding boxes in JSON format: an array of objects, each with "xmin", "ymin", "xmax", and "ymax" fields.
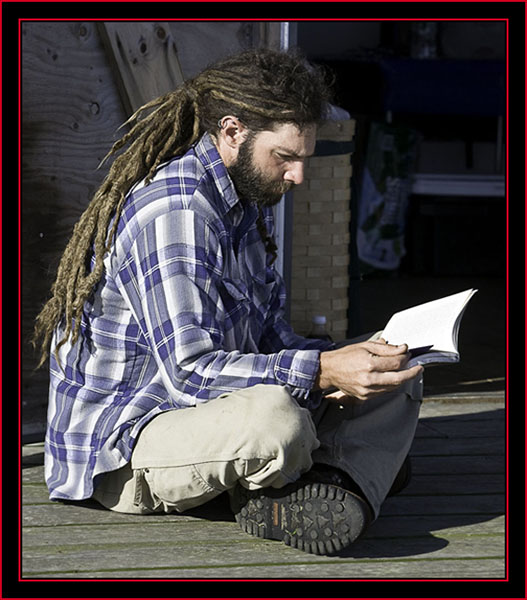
[{"xmin": 381, "ymin": 289, "xmax": 478, "ymax": 367}]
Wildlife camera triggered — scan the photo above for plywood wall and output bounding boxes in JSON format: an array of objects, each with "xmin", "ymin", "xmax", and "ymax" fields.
[
  {"xmin": 22, "ymin": 21, "xmax": 129, "ymax": 437},
  {"xmin": 21, "ymin": 21, "xmax": 261, "ymax": 438}
]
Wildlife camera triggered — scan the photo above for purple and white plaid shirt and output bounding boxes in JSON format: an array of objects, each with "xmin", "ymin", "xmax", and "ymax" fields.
[{"xmin": 45, "ymin": 133, "xmax": 333, "ymax": 501}]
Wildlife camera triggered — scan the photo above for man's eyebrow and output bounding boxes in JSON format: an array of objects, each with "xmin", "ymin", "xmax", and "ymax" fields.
[{"xmin": 275, "ymin": 146, "xmax": 313, "ymax": 159}]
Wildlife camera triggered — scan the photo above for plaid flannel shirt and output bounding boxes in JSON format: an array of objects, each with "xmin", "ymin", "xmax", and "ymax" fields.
[{"xmin": 45, "ymin": 133, "xmax": 333, "ymax": 501}]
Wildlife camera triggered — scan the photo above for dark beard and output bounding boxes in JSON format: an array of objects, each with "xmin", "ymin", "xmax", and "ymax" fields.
[{"xmin": 227, "ymin": 133, "xmax": 292, "ymax": 207}]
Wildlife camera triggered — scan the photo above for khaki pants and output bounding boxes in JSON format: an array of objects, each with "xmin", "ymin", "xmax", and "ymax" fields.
[
  {"xmin": 92, "ymin": 385, "xmax": 318, "ymax": 514},
  {"xmin": 93, "ymin": 376, "xmax": 422, "ymax": 520}
]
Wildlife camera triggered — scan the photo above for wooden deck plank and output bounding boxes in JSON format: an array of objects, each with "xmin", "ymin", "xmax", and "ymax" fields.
[
  {"xmin": 380, "ymin": 494, "xmax": 505, "ymax": 516},
  {"xmin": 419, "ymin": 405, "xmax": 504, "ymax": 417},
  {"xmin": 23, "ymin": 554, "xmax": 506, "ymax": 580},
  {"xmin": 369, "ymin": 514, "xmax": 505, "ymax": 537},
  {"xmin": 22, "ymin": 514, "xmax": 505, "ymax": 547},
  {"xmin": 22, "ymin": 501, "xmax": 215, "ymax": 528},
  {"xmin": 410, "ymin": 437, "xmax": 504, "ymax": 456},
  {"xmin": 415, "ymin": 415, "xmax": 505, "ymax": 438},
  {"xmin": 410, "ymin": 455, "xmax": 504, "ymax": 475},
  {"xmin": 402, "ymin": 473, "xmax": 505, "ymax": 495},
  {"xmin": 28, "ymin": 558, "xmax": 502, "ymax": 579},
  {"xmin": 22, "ymin": 529, "xmax": 505, "ymax": 577},
  {"xmin": 21, "ymin": 400, "xmax": 506, "ymax": 580},
  {"xmin": 20, "ymin": 534, "xmax": 506, "ymax": 580}
]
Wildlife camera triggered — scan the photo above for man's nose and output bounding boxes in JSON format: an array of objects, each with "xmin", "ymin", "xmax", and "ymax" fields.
[{"xmin": 284, "ymin": 161, "xmax": 305, "ymax": 186}]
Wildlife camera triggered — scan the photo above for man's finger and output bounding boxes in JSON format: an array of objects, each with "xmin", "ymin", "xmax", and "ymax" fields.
[
  {"xmin": 368, "ymin": 353, "xmax": 410, "ymax": 373},
  {"xmin": 374, "ymin": 364, "xmax": 423, "ymax": 385},
  {"xmin": 366, "ymin": 340, "xmax": 409, "ymax": 356}
]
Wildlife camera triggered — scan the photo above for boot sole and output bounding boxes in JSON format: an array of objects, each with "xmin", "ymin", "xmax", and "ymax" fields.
[{"xmin": 230, "ymin": 481, "xmax": 371, "ymax": 555}]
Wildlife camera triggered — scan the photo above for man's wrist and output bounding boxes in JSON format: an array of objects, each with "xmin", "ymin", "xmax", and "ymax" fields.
[{"xmin": 315, "ymin": 351, "xmax": 333, "ymax": 391}]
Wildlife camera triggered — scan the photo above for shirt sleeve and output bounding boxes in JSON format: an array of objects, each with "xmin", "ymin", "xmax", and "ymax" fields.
[{"xmin": 114, "ymin": 208, "xmax": 322, "ymax": 407}]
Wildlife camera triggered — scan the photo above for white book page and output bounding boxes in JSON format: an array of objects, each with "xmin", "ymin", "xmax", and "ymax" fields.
[{"xmin": 381, "ymin": 289, "xmax": 477, "ymax": 353}]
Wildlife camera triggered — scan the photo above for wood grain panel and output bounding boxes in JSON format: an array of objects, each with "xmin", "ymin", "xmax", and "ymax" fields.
[{"xmin": 21, "ymin": 22, "xmax": 127, "ymax": 431}]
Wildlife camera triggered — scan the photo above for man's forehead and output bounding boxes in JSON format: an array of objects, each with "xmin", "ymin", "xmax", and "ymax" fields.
[{"xmin": 270, "ymin": 121, "xmax": 317, "ymax": 136}]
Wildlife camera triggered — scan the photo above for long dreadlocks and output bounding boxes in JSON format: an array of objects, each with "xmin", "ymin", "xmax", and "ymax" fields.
[{"xmin": 32, "ymin": 48, "xmax": 332, "ymax": 367}]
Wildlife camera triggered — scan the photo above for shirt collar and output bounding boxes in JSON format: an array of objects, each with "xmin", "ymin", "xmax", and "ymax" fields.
[{"xmin": 194, "ymin": 132, "xmax": 241, "ymax": 213}]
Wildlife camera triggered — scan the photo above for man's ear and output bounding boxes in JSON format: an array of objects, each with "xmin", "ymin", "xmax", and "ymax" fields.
[{"xmin": 218, "ymin": 116, "xmax": 249, "ymax": 149}]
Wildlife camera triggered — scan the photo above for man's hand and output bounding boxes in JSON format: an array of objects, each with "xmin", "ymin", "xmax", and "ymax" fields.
[{"xmin": 316, "ymin": 339, "xmax": 423, "ymax": 401}]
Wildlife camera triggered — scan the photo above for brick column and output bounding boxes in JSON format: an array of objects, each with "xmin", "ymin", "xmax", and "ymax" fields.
[{"xmin": 290, "ymin": 120, "xmax": 355, "ymax": 341}]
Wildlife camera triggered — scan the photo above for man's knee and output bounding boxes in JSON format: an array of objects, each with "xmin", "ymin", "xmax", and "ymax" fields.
[
  {"xmin": 240, "ymin": 384, "xmax": 313, "ymax": 432},
  {"xmin": 231, "ymin": 385, "xmax": 318, "ymax": 488},
  {"xmin": 237, "ymin": 384, "xmax": 319, "ymax": 456}
]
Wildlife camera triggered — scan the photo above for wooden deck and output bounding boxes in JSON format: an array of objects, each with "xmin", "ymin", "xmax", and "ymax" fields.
[{"xmin": 21, "ymin": 396, "xmax": 506, "ymax": 580}]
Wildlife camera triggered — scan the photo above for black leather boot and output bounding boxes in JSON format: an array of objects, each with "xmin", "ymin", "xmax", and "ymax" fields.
[{"xmin": 229, "ymin": 465, "xmax": 372, "ymax": 555}]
